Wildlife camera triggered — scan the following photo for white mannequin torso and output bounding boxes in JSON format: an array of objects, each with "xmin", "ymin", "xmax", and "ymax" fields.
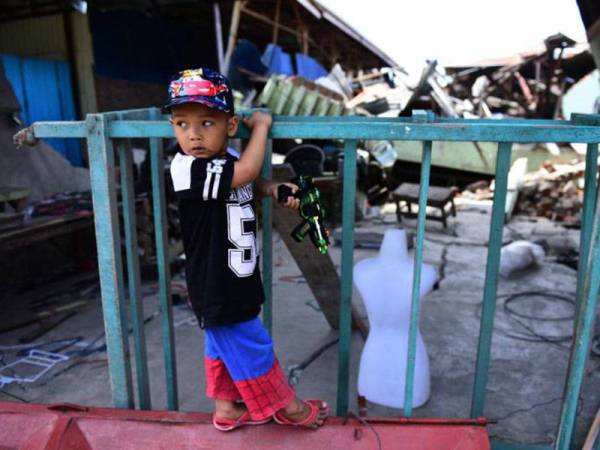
[{"xmin": 354, "ymin": 229, "xmax": 437, "ymax": 408}]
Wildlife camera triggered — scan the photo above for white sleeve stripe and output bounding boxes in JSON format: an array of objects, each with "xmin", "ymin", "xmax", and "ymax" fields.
[
  {"xmin": 170, "ymin": 153, "xmax": 194, "ymax": 191},
  {"xmin": 203, "ymin": 171, "xmax": 213, "ymax": 201},
  {"xmin": 212, "ymin": 173, "xmax": 221, "ymax": 199}
]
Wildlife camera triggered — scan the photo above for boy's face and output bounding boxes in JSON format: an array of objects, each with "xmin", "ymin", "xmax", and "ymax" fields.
[{"xmin": 169, "ymin": 102, "xmax": 238, "ymax": 158}]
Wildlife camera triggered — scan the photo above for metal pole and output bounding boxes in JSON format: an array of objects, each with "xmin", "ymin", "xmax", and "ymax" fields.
[
  {"xmin": 403, "ymin": 140, "xmax": 432, "ymax": 416},
  {"xmin": 576, "ymin": 143, "xmax": 598, "ymax": 312},
  {"xmin": 149, "ymin": 108, "xmax": 178, "ymax": 410},
  {"xmin": 118, "ymin": 138, "xmax": 151, "ymax": 410},
  {"xmin": 261, "ymin": 139, "xmax": 273, "ymax": 334},
  {"xmin": 336, "ymin": 139, "xmax": 357, "ymax": 416},
  {"xmin": 85, "ymin": 114, "xmax": 133, "ymax": 408},
  {"xmin": 555, "ymin": 185, "xmax": 600, "ymax": 449},
  {"xmin": 471, "ymin": 141, "xmax": 512, "ymax": 417}
]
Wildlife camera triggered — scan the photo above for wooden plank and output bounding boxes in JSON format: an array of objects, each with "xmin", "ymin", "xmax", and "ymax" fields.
[
  {"xmin": 272, "ymin": 164, "xmax": 368, "ymax": 338},
  {"xmin": 212, "ymin": 3, "xmax": 225, "ymax": 73},
  {"xmin": 223, "ymin": 0, "xmax": 244, "ymax": 74},
  {"xmin": 0, "ymin": 214, "xmax": 93, "ymax": 253}
]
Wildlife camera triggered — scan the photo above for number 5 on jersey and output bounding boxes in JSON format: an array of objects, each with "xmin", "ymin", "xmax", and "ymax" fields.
[{"xmin": 226, "ymin": 204, "xmax": 257, "ymax": 277}]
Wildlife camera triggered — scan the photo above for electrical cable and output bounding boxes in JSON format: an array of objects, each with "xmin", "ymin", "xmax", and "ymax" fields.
[
  {"xmin": 492, "ymin": 290, "xmax": 600, "ymax": 357},
  {"xmin": 503, "ymin": 291, "xmax": 574, "ymax": 322},
  {"xmin": 287, "ymin": 338, "xmax": 339, "ymax": 386},
  {"xmin": 499, "ymin": 291, "xmax": 575, "ymax": 347},
  {"xmin": 347, "ymin": 412, "xmax": 383, "ymax": 450}
]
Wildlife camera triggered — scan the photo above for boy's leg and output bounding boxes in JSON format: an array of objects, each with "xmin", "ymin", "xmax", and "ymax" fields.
[
  {"xmin": 206, "ymin": 318, "xmax": 294, "ymax": 421},
  {"xmin": 205, "ymin": 329, "xmax": 246, "ymax": 420},
  {"xmin": 207, "ymin": 317, "xmax": 327, "ymax": 427}
]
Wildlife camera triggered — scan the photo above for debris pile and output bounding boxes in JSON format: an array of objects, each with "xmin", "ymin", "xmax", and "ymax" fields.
[
  {"xmin": 446, "ymin": 34, "xmax": 595, "ymax": 119},
  {"xmin": 516, "ymin": 160, "xmax": 590, "ymax": 225},
  {"xmin": 250, "ymin": 33, "xmax": 597, "ymax": 121}
]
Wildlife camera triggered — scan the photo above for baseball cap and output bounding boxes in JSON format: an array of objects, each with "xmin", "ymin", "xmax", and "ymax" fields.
[{"xmin": 163, "ymin": 68, "xmax": 234, "ymax": 114}]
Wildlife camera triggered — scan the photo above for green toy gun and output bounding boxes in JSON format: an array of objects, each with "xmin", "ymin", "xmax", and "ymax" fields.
[{"xmin": 277, "ymin": 176, "xmax": 330, "ymax": 254}]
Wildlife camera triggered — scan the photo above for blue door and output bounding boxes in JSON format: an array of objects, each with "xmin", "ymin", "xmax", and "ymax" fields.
[{"xmin": 1, "ymin": 54, "xmax": 82, "ymax": 167}]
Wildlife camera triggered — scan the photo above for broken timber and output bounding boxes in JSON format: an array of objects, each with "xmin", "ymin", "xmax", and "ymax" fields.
[{"xmin": 271, "ymin": 164, "xmax": 368, "ymax": 338}]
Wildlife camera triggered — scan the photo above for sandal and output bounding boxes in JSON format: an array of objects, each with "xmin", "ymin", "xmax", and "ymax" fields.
[
  {"xmin": 273, "ymin": 399, "xmax": 328, "ymax": 429},
  {"xmin": 212, "ymin": 411, "xmax": 271, "ymax": 431}
]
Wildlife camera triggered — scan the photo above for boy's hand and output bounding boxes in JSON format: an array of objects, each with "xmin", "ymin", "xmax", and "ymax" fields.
[
  {"xmin": 274, "ymin": 183, "xmax": 300, "ymax": 209},
  {"xmin": 242, "ymin": 111, "xmax": 272, "ymax": 130}
]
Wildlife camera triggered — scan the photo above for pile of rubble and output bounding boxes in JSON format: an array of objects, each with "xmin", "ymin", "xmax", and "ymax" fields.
[
  {"xmin": 248, "ymin": 33, "xmax": 597, "ymax": 122},
  {"xmin": 446, "ymin": 34, "xmax": 596, "ymax": 119},
  {"xmin": 516, "ymin": 160, "xmax": 590, "ymax": 225},
  {"xmin": 347, "ymin": 33, "xmax": 597, "ymax": 120}
]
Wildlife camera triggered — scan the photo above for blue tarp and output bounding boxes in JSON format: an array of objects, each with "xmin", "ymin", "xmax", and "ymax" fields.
[
  {"xmin": 261, "ymin": 45, "xmax": 328, "ymax": 80},
  {"xmin": 227, "ymin": 39, "xmax": 268, "ymax": 91},
  {"xmin": 295, "ymin": 53, "xmax": 327, "ymax": 81},
  {"xmin": 1, "ymin": 54, "xmax": 82, "ymax": 167},
  {"xmin": 262, "ymin": 44, "xmax": 294, "ymax": 76}
]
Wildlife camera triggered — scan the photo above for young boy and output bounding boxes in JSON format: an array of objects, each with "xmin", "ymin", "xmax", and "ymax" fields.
[{"xmin": 166, "ymin": 68, "xmax": 328, "ymax": 431}]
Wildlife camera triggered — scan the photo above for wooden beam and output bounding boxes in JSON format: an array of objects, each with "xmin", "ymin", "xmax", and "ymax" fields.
[
  {"xmin": 272, "ymin": 205, "xmax": 368, "ymax": 338},
  {"xmin": 302, "ymin": 28, "xmax": 309, "ymax": 55},
  {"xmin": 62, "ymin": 11, "xmax": 81, "ymax": 119},
  {"xmin": 213, "ymin": 2, "xmax": 225, "ymax": 72},
  {"xmin": 272, "ymin": 165, "xmax": 368, "ymax": 339},
  {"xmin": 67, "ymin": 11, "xmax": 98, "ymax": 118},
  {"xmin": 241, "ymin": 5, "xmax": 300, "ymax": 40},
  {"xmin": 241, "ymin": 4, "xmax": 330, "ymax": 65},
  {"xmin": 290, "ymin": 0, "xmax": 306, "ymax": 48},
  {"xmin": 272, "ymin": 0, "xmax": 281, "ymax": 44},
  {"xmin": 223, "ymin": 0, "xmax": 245, "ymax": 74}
]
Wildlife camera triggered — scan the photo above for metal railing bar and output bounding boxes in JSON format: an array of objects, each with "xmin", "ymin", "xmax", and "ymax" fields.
[
  {"xmin": 403, "ymin": 140, "xmax": 433, "ymax": 416},
  {"xmin": 336, "ymin": 139, "xmax": 358, "ymax": 416},
  {"xmin": 85, "ymin": 113, "xmax": 134, "ymax": 408},
  {"xmin": 576, "ymin": 143, "xmax": 599, "ymax": 312},
  {"xmin": 148, "ymin": 108, "xmax": 178, "ymax": 410},
  {"xmin": 118, "ymin": 137, "xmax": 152, "ymax": 410},
  {"xmin": 471, "ymin": 141, "xmax": 512, "ymax": 417},
  {"xmin": 261, "ymin": 139, "xmax": 274, "ymax": 334},
  {"xmin": 555, "ymin": 180, "xmax": 600, "ymax": 449}
]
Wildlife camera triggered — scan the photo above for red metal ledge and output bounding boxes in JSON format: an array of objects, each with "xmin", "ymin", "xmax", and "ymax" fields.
[{"xmin": 0, "ymin": 401, "xmax": 491, "ymax": 449}]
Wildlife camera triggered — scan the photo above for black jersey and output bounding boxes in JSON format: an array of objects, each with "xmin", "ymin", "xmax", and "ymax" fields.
[{"xmin": 170, "ymin": 147, "xmax": 264, "ymax": 327}]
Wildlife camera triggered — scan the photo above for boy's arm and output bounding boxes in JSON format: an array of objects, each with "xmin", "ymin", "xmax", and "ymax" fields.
[{"xmin": 231, "ymin": 111, "xmax": 272, "ymax": 188}]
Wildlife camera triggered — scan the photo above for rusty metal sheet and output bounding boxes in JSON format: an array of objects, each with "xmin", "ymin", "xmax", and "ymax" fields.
[{"xmin": 0, "ymin": 401, "xmax": 490, "ymax": 450}]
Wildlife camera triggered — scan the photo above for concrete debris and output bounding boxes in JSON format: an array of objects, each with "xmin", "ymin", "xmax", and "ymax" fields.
[
  {"xmin": 499, "ymin": 241, "xmax": 546, "ymax": 277},
  {"xmin": 516, "ymin": 159, "xmax": 591, "ymax": 225},
  {"xmin": 445, "ymin": 34, "xmax": 596, "ymax": 119},
  {"xmin": 254, "ymin": 33, "xmax": 596, "ymax": 124}
]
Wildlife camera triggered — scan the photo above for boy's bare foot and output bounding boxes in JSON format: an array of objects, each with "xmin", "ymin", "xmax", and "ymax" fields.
[{"xmin": 275, "ymin": 398, "xmax": 328, "ymax": 429}]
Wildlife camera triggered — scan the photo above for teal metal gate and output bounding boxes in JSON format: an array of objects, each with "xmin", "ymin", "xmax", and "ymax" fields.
[{"xmin": 28, "ymin": 109, "xmax": 600, "ymax": 450}]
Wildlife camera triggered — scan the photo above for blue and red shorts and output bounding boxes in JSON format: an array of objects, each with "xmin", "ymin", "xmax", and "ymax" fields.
[{"xmin": 204, "ymin": 317, "xmax": 295, "ymax": 420}]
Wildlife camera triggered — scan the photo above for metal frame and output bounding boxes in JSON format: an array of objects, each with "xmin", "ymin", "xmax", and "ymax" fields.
[{"xmin": 29, "ymin": 109, "xmax": 600, "ymax": 450}]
